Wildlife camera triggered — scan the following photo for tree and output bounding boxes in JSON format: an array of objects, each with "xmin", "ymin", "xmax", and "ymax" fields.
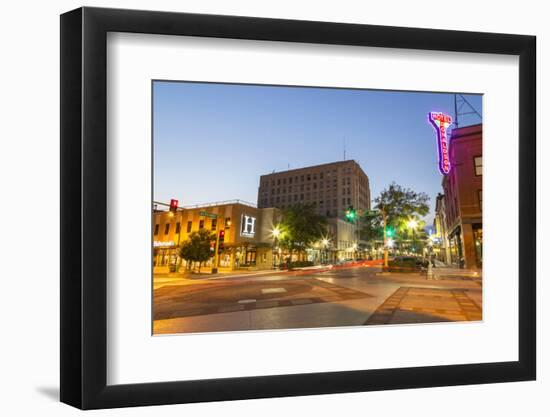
[
  {"xmin": 360, "ymin": 215, "xmax": 384, "ymax": 243},
  {"xmin": 363, "ymin": 182, "xmax": 430, "ymax": 266},
  {"xmin": 178, "ymin": 229, "xmax": 215, "ymax": 273},
  {"xmin": 277, "ymin": 203, "xmax": 328, "ymax": 263}
]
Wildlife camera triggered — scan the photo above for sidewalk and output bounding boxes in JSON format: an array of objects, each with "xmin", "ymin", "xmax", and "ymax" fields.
[
  {"xmin": 431, "ymin": 267, "xmax": 482, "ymax": 280},
  {"xmin": 153, "ymin": 268, "xmax": 288, "ymax": 289}
]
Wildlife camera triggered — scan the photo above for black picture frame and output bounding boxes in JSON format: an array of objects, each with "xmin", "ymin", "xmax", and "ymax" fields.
[{"xmin": 60, "ymin": 6, "xmax": 536, "ymax": 410}]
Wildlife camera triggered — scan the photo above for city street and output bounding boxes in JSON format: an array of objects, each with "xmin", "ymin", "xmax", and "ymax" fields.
[{"xmin": 153, "ymin": 264, "xmax": 482, "ymax": 334}]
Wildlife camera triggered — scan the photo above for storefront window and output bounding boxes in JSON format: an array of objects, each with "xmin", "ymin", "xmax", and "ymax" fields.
[{"xmin": 473, "ymin": 224, "xmax": 483, "ymax": 268}]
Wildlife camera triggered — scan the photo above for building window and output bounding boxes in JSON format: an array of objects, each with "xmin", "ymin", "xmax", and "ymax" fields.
[
  {"xmin": 225, "ymin": 217, "xmax": 231, "ymax": 229},
  {"xmin": 211, "ymin": 218, "xmax": 217, "ymax": 230},
  {"xmin": 474, "ymin": 156, "xmax": 482, "ymax": 176},
  {"xmin": 187, "ymin": 221, "xmax": 192, "ymax": 233},
  {"xmin": 175, "ymin": 222, "xmax": 181, "ymax": 234},
  {"xmin": 154, "ymin": 224, "xmax": 159, "ymax": 235},
  {"xmin": 164, "ymin": 223, "xmax": 170, "ymax": 235},
  {"xmin": 199, "ymin": 219, "xmax": 204, "ymax": 229},
  {"xmin": 478, "ymin": 190, "xmax": 482, "ymax": 210}
]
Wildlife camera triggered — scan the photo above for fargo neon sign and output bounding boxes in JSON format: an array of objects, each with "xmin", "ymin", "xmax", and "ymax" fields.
[{"xmin": 428, "ymin": 112, "xmax": 452, "ymax": 175}]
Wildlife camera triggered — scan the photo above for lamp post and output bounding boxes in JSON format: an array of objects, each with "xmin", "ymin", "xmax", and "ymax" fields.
[
  {"xmin": 272, "ymin": 226, "xmax": 281, "ymax": 269},
  {"xmin": 407, "ymin": 219, "xmax": 418, "ymax": 254},
  {"xmin": 322, "ymin": 238, "xmax": 329, "ymax": 264}
]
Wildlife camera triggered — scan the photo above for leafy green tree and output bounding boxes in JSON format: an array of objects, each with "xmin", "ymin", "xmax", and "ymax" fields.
[
  {"xmin": 374, "ymin": 182, "xmax": 430, "ymax": 227},
  {"xmin": 362, "ymin": 182, "xmax": 430, "ymax": 265},
  {"xmin": 360, "ymin": 215, "xmax": 384, "ymax": 243},
  {"xmin": 277, "ymin": 203, "xmax": 328, "ymax": 263},
  {"xmin": 178, "ymin": 229, "xmax": 215, "ymax": 273},
  {"xmin": 395, "ymin": 218, "xmax": 428, "ymax": 254}
]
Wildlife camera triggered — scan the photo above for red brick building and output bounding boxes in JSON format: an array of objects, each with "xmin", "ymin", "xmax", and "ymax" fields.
[{"xmin": 441, "ymin": 124, "xmax": 483, "ymax": 269}]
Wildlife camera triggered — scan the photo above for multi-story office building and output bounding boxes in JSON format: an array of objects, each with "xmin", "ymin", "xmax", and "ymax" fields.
[
  {"xmin": 257, "ymin": 160, "xmax": 371, "ymax": 218},
  {"xmin": 441, "ymin": 124, "xmax": 483, "ymax": 269},
  {"xmin": 257, "ymin": 160, "xmax": 371, "ymax": 259}
]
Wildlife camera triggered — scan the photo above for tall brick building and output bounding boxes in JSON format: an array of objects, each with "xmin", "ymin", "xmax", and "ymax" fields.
[
  {"xmin": 257, "ymin": 160, "xmax": 371, "ymax": 259},
  {"xmin": 441, "ymin": 124, "xmax": 483, "ymax": 269},
  {"xmin": 257, "ymin": 160, "xmax": 371, "ymax": 219}
]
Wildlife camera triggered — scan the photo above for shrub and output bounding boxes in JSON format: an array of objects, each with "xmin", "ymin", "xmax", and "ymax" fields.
[{"xmin": 289, "ymin": 260, "xmax": 314, "ymax": 268}]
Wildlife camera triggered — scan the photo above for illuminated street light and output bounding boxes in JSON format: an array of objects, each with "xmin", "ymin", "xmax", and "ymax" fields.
[
  {"xmin": 407, "ymin": 219, "xmax": 418, "ymax": 229},
  {"xmin": 271, "ymin": 226, "xmax": 282, "ymax": 269}
]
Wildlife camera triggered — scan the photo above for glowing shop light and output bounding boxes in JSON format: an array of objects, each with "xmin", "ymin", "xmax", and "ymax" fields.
[{"xmin": 428, "ymin": 112, "xmax": 453, "ymax": 175}]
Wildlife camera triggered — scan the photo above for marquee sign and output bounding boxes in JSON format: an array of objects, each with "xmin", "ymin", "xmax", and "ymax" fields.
[
  {"xmin": 428, "ymin": 112, "xmax": 453, "ymax": 175},
  {"xmin": 240, "ymin": 214, "xmax": 257, "ymax": 238}
]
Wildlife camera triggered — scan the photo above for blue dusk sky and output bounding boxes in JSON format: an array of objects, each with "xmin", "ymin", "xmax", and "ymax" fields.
[{"xmin": 153, "ymin": 81, "xmax": 482, "ymax": 224}]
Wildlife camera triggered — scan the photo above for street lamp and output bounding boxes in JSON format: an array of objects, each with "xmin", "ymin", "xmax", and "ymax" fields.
[
  {"xmin": 271, "ymin": 226, "xmax": 281, "ymax": 268},
  {"xmin": 321, "ymin": 238, "xmax": 330, "ymax": 264},
  {"xmin": 407, "ymin": 219, "xmax": 418, "ymax": 254},
  {"xmin": 407, "ymin": 219, "xmax": 418, "ymax": 229}
]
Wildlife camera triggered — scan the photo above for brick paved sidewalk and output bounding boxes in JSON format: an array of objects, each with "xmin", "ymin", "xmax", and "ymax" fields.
[{"xmin": 365, "ymin": 286, "xmax": 482, "ymax": 325}]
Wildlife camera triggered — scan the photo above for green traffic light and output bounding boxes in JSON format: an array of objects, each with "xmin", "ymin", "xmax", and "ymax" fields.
[{"xmin": 345, "ymin": 206, "xmax": 356, "ymax": 221}]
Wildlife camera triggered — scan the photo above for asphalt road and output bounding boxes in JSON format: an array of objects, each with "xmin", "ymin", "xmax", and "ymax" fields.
[{"xmin": 153, "ymin": 265, "xmax": 482, "ymax": 335}]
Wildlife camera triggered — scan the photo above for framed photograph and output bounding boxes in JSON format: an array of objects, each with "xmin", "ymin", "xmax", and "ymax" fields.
[{"xmin": 60, "ymin": 6, "xmax": 536, "ymax": 409}]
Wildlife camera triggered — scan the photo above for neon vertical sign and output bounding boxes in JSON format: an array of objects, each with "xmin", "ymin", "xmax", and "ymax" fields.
[{"xmin": 428, "ymin": 112, "xmax": 453, "ymax": 175}]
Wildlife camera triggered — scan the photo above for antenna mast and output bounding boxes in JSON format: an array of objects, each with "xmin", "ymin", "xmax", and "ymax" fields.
[
  {"xmin": 343, "ymin": 137, "xmax": 346, "ymax": 161},
  {"xmin": 454, "ymin": 94, "xmax": 482, "ymax": 128}
]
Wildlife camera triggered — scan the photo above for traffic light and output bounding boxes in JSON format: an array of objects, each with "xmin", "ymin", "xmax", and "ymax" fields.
[
  {"xmin": 218, "ymin": 230, "xmax": 225, "ymax": 254},
  {"xmin": 169, "ymin": 199, "xmax": 179, "ymax": 212},
  {"xmin": 345, "ymin": 206, "xmax": 357, "ymax": 222},
  {"xmin": 385, "ymin": 227, "xmax": 395, "ymax": 238}
]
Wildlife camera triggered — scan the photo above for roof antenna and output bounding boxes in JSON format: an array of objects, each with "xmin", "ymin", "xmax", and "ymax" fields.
[
  {"xmin": 343, "ymin": 137, "xmax": 346, "ymax": 161},
  {"xmin": 288, "ymin": 163, "xmax": 290, "ymax": 170},
  {"xmin": 454, "ymin": 93, "xmax": 482, "ymax": 128}
]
